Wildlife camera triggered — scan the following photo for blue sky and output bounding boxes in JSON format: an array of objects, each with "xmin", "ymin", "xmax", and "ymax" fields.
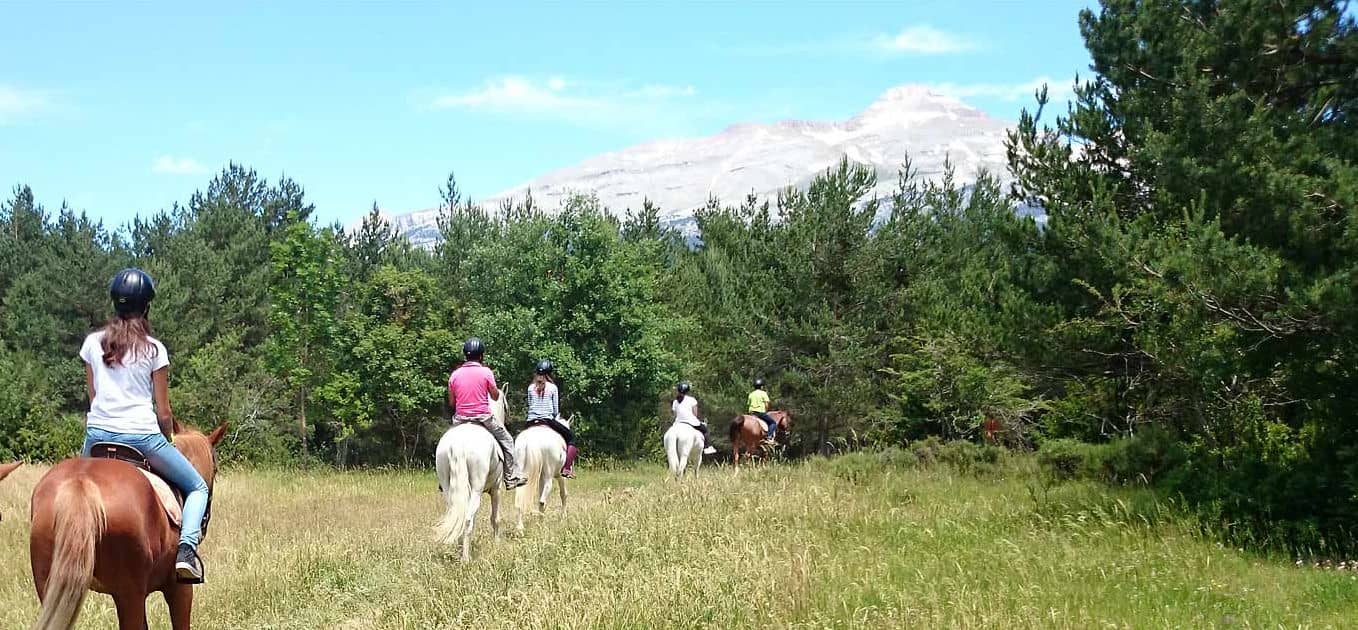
[{"xmin": 1, "ymin": 1, "xmax": 1094, "ymax": 228}]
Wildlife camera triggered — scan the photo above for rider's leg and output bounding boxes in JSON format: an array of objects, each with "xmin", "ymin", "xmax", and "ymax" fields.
[
  {"xmin": 757, "ymin": 413, "xmax": 777, "ymax": 439},
  {"xmin": 138, "ymin": 433, "xmax": 210, "ymax": 583},
  {"xmin": 696, "ymin": 422, "xmax": 717, "ymax": 454},
  {"xmin": 540, "ymin": 417, "xmax": 578, "ymax": 477},
  {"xmin": 483, "ymin": 418, "xmax": 527, "ymax": 487}
]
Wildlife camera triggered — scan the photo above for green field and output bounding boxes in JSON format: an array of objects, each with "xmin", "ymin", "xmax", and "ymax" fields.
[{"xmin": 1, "ymin": 457, "xmax": 1355, "ymax": 629}]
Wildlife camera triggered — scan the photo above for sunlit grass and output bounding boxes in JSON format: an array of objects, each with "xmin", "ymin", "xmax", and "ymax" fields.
[{"xmin": 1, "ymin": 457, "xmax": 1355, "ymax": 628}]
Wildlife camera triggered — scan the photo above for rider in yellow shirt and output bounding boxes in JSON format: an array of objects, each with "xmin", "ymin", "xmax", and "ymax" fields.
[{"xmin": 748, "ymin": 378, "xmax": 776, "ymax": 442}]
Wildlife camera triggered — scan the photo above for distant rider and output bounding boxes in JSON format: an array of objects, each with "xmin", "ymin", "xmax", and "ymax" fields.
[
  {"xmin": 448, "ymin": 337, "xmax": 527, "ymax": 489},
  {"xmin": 524, "ymin": 359, "xmax": 578, "ymax": 478},
  {"xmin": 748, "ymin": 378, "xmax": 777, "ymax": 442},
  {"xmin": 672, "ymin": 382, "xmax": 718, "ymax": 455}
]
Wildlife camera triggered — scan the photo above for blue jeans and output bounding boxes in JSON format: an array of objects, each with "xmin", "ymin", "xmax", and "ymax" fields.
[
  {"xmin": 754, "ymin": 412, "xmax": 777, "ymax": 437},
  {"xmin": 82, "ymin": 428, "xmax": 210, "ymax": 549}
]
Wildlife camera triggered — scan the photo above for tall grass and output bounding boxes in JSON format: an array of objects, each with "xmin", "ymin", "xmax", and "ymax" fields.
[{"xmin": 1, "ymin": 456, "xmax": 1354, "ymax": 628}]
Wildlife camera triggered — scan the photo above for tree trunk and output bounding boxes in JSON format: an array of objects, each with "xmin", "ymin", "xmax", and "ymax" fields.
[{"xmin": 298, "ymin": 388, "xmax": 308, "ymax": 460}]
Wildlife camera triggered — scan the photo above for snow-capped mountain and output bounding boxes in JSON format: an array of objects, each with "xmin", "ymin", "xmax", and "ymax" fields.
[{"xmin": 375, "ymin": 85, "xmax": 1014, "ymax": 246}]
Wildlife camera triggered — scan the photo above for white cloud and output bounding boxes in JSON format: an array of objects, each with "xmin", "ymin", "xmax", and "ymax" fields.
[
  {"xmin": 0, "ymin": 85, "xmax": 51, "ymax": 124},
  {"xmin": 930, "ymin": 76, "xmax": 1073, "ymax": 104},
  {"xmin": 872, "ymin": 25, "xmax": 975, "ymax": 55},
  {"xmin": 151, "ymin": 155, "xmax": 209, "ymax": 175},
  {"xmin": 427, "ymin": 76, "xmax": 701, "ymax": 130}
]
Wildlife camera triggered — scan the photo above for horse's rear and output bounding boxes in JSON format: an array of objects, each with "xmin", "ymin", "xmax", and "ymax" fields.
[
  {"xmin": 434, "ymin": 423, "xmax": 503, "ymax": 561},
  {"xmin": 29, "ymin": 458, "xmax": 176, "ymax": 630},
  {"xmin": 730, "ymin": 411, "xmax": 791, "ymax": 469},
  {"xmin": 28, "ymin": 423, "xmax": 225, "ymax": 630},
  {"xmin": 663, "ymin": 423, "xmax": 703, "ymax": 479},
  {"xmin": 514, "ymin": 425, "xmax": 567, "ymax": 531}
]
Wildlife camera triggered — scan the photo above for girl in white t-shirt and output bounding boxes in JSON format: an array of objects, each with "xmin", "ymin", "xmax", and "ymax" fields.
[
  {"xmin": 79, "ymin": 268, "xmax": 210, "ymax": 584},
  {"xmin": 671, "ymin": 382, "xmax": 718, "ymax": 454}
]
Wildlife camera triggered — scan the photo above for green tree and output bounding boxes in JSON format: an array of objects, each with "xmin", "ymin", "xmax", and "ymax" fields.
[{"xmin": 265, "ymin": 214, "xmax": 342, "ymax": 460}]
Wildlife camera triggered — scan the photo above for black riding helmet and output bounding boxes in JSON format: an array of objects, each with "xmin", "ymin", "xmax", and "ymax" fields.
[
  {"xmin": 110, "ymin": 268, "xmax": 156, "ymax": 316},
  {"xmin": 677, "ymin": 382, "xmax": 691, "ymax": 395},
  {"xmin": 463, "ymin": 337, "xmax": 485, "ymax": 361},
  {"xmin": 754, "ymin": 378, "xmax": 765, "ymax": 389},
  {"xmin": 535, "ymin": 359, "xmax": 554, "ymax": 375}
]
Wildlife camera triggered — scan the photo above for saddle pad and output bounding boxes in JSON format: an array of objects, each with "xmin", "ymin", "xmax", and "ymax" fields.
[{"xmin": 138, "ymin": 469, "xmax": 182, "ymax": 528}]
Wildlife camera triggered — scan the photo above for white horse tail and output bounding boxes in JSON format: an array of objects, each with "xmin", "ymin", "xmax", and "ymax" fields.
[
  {"xmin": 515, "ymin": 435, "xmax": 544, "ymax": 517},
  {"xmin": 434, "ymin": 444, "xmax": 470, "ymax": 545},
  {"xmin": 664, "ymin": 426, "xmax": 683, "ymax": 478}
]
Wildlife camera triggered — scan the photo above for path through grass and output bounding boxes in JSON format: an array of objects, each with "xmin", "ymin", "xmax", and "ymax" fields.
[{"xmin": 1, "ymin": 457, "xmax": 1355, "ymax": 628}]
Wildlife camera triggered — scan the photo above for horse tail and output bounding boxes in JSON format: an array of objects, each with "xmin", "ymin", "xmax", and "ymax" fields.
[
  {"xmin": 515, "ymin": 434, "xmax": 543, "ymax": 516},
  {"xmin": 434, "ymin": 445, "xmax": 470, "ymax": 546},
  {"xmin": 661, "ymin": 427, "xmax": 679, "ymax": 477},
  {"xmin": 33, "ymin": 478, "xmax": 105, "ymax": 630},
  {"xmin": 728, "ymin": 416, "xmax": 742, "ymax": 442}
]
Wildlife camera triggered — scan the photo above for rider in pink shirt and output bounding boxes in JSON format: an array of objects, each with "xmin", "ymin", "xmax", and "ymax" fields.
[
  {"xmin": 447, "ymin": 337, "xmax": 527, "ymax": 489},
  {"xmin": 448, "ymin": 361, "xmax": 496, "ymax": 416}
]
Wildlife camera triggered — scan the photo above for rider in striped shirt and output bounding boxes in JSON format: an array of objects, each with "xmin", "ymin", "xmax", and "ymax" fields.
[{"xmin": 524, "ymin": 360, "xmax": 578, "ymax": 478}]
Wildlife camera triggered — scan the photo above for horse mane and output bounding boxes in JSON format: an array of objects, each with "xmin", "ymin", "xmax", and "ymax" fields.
[{"xmin": 171, "ymin": 420, "xmax": 226, "ymax": 483}]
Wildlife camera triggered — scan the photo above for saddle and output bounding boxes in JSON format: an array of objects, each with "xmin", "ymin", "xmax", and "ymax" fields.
[{"xmin": 87, "ymin": 442, "xmax": 185, "ymax": 529}]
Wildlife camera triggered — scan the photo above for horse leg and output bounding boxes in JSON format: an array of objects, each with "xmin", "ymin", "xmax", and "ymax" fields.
[
  {"xmin": 463, "ymin": 491, "xmax": 482, "ymax": 562},
  {"xmin": 164, "ymin": 583, "xmax": 193, "ymax": 630},
  {"xmin": 113, "ymin": 592, "xmax": 149, "ymax": 630},
  {"xmin": 489, "ymin": 487, "xmax": 502, "ymax": 541},
  {"xmin": 558, "ymin": 478, "xmax": 568, "ymax": 516}
]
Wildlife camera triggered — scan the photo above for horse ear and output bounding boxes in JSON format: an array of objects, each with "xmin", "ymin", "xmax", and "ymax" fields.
[
  {"xmin": 0, "ymin": 461, "xmax": 20, "ymax": 482},
  {"xmin": 207, "ymin": 423, "xmax": 229, "ymax": 446},
  {"xmin": 172, "ymin": 418, "xmax": 185, "ymax": 435}
]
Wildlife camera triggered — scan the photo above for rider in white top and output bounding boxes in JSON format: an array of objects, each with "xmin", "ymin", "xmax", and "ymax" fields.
[{"xmin": 671, "ymin": 382, "xmax": 717, "ymax": 454}]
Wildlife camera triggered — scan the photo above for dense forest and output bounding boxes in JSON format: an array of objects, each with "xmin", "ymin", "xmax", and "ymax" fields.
[{"xmin": 2, "ymin": 1, "xmax": 1355, "ymax": 552}]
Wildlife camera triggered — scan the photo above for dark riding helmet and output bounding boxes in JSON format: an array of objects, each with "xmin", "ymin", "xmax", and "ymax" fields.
[
  {"xmin": 463, "ymin": 337, "xmax": 485, "ymax": 361},
  {"xmin": 754, "ymin": 378, "xmax": 765, "ymax": 389},
  {"xmin": 535, "ymin": 359, "xmax": 554, "ymax": 375},
  {"xmin": 110, "ymin": 268, "xmax": 156, "ymax": 316},
  {"xmin": 677, "ymin": 382, "xmax": 691, "ymax": 395}
]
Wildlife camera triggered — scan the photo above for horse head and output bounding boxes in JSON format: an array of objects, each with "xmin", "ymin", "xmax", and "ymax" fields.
[
  {"xmin": 490, "ymin": 389, "xmax": 508, "ymax": 427},
  {"xmin": 774, "ymin": 410, "xmax": 792, "ymax": 432},
  {"xmin": 172, "ymin": 419, "xmax": 228, "ymax": 490}
]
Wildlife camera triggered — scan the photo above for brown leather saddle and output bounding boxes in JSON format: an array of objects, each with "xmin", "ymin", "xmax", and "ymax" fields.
[
  {"xmin": 89, "ymin": 442, "xmax": 155, "ymax": 471},
  {"xmin": 86, "ymin": 442, "xmax": 212, "ymax": 534}
]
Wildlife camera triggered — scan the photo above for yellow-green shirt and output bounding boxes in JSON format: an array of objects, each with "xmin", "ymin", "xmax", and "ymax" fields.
[{"xmin": 748, "ymin": 389, "xmax": 770, "ymax": 413}]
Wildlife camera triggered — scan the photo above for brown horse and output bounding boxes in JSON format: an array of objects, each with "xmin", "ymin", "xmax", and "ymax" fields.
[
  {"xmin": 29, "ymin": 421, "xmax": 226, "ymax": 630},
  {"xmin": 729, "ymin": 410, "xmax": 790, "ymax": 468}
]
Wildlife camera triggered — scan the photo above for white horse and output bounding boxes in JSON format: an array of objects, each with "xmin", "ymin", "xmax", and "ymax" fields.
[
  {"xmin": 434, "ymin": 392, "xmax": 507, "ymax": 562},
  {"xmin": 514, "ymin": 419, "xmax": 568, "ymax": 532},
  {"xmin": 663, "ymin": 421, "xmax": 705, "ymax": 480}
]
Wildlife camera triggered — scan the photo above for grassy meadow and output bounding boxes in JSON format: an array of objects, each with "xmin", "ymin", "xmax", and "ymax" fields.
[{"xmin": 1, "ymin": 455, "xmax": 1355, "ymax": 629}]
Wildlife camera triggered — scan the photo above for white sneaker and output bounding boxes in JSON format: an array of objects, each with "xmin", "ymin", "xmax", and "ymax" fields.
[{"xmin": 703, "ymin": 446, "xmax": 717, "ymax": 455}]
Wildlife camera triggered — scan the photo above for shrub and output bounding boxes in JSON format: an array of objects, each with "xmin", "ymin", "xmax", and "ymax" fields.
[{"xmin": 935, "ymin": 440, "xmax": 1004, "ymax": 476}]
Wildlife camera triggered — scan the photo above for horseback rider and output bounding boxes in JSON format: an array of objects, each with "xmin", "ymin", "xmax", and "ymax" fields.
[
  {"xmin": 672, "ymin": 382, "xmax": 719, "ymax": 455},
  {"xmin": 748, "ymin": 378, "xmax": 777, "ymax": 443},
  {"xmin": 523, "ymin": 359, "xmax": 578, "ymax": 478},
  {"xmin": 448, "ymin": 338, "xmax": 528, "ymax": 490},
  {"xmin": 79, "ymin": 268, "xmax": 211, "ymax": 584}
]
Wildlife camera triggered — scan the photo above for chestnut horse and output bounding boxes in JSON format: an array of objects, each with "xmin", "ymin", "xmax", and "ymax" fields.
[
  {"xmin": 729, "ymin": 410, "xmax": 790, "ymax": 468},
  {"xmin": 29, "ymin": 421, "xmax": 226, "ymax": 630}
]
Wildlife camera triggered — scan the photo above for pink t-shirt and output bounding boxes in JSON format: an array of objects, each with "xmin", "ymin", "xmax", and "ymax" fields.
[{"xmin": 448, "ymin": 361, "xmax": 497, "ymax": 416}]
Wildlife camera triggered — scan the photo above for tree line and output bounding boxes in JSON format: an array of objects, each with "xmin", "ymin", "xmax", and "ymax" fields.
[{"xmin": 1, "ymin": 0, "xmax": 1354, "ymax": 552}]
